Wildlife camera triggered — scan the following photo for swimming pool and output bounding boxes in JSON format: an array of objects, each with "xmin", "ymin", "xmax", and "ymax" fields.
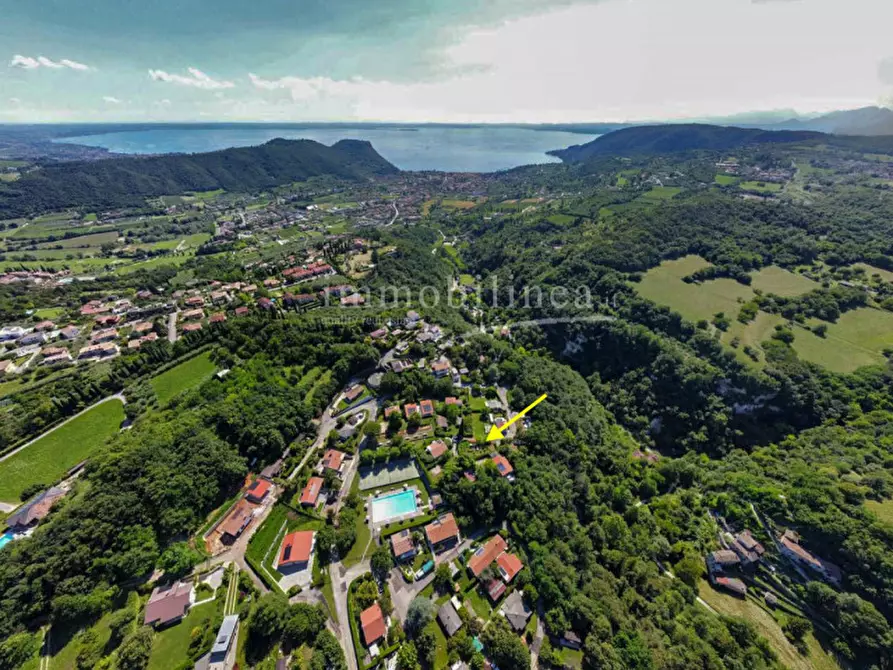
[
  {"xmin": 0, "ymin": 531, "xmax": 14, "ymax": 550},
  {"xmin": 370, "ymin": 490, "xmax": 419, "ymax": 524}
]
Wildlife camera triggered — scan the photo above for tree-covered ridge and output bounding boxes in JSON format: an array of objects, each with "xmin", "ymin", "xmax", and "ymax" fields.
[
  {"xmin": 552, "ymin": 124, "xmax": 825, "ymax": 161},
  {"xmin": 0, "ymin": 138, "xmax": 397, "ymax": 217}
]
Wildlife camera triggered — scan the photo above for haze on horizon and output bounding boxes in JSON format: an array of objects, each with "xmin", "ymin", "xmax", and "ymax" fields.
[{"xmin": 2, "ymin": 0, "xmax": 892, "ymax": 124}]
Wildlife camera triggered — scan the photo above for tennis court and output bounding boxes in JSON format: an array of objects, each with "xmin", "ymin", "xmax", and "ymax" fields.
[{"xmin": 358, "ymin": 460, "xmax": 420, "ymax": 490}]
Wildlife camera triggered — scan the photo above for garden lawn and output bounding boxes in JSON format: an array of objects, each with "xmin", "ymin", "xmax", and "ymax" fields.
[
  {"xmin": 0, "ymin": 398, "xmax": 124, "ymax": 503},
  {"xmin": 792, "ymin": 309, "xmax": 893, "ymax": 373},
  {"xmin": 147, "ymin": 601, "xmax": 217, "ymax": 670},
  {"xmin": 150, "ymin": 352, "xmax": 216, "ymax": 405}
]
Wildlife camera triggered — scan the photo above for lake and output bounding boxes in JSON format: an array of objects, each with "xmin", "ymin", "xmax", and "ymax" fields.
[{"xmin": 58, "ymin": 125, "xmax": 594, "ymax": 172}]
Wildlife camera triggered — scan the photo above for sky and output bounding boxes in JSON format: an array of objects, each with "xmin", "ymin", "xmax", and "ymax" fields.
[{"xmin": 1, "ymin": 0, "xmax": 892, "ymax": 123}]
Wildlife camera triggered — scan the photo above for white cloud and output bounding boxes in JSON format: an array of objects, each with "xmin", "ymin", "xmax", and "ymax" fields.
[
  {"xmin": 246, "ymin": 0, "xmax": 893, "ymax": 123},
  {"xmin": 102, "ymin": 96, "xmax": 123, "ymax": 104},
  {"xmin": 9, "ymin": 97, "xmax": 21, "ymax": 104},
  {"xmin": 148, "ymin": 67, "xmax": 235, "ymax": 90},
  {"xmin": 9, "ymin": 54, "xmax": 91, "ymax": 70}
]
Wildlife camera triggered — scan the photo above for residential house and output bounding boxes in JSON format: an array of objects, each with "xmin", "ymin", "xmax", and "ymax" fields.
[
  {"xmin": 0, "ymin": 360, "xmax": 18, "ymax": 376},
  {"xmin": 234, "ymin": 306, "xmax": 250, "ymax": 317},
  {"xmin": 370, "ymin": 328, "xmax": 388, "ymax": 340},
  {"xmin": 730, "ymin": 529, "xmax": 765, "ymax": 567},
  {"xmin": 420, "ymin": 400, "xmax": 435, "ymax": 418},
  {"xmin": 390, "ymin": 529, "xmax": 417, "ymax": 562},
  {"xmin": 501, "ymin": 591, "xmax": 532, "ymax": 633},
  {"xmin": 496, "ymin": 551, "xmax": 524, "ymax": 583},
  {"xmin": 360, "ymin": 603, "xmax": 386, "ymax": 647},
  {"xmin": 91, "ymin": 328, "xmax": 119, "ymax": 343},
  {"xmin": 436, "ymin": 415, "xmax": 448, "ymax": 430},
  {"xmin": 492, "ymin": 455, "xmax": 514, "ymax": 479},
  {"xmin": 59, "ymin": 325, "xmax": 80, "ymax": 340},
  {"xmin": 207, "ymin": 615, "xmax": 239, "ymax": 668},
  {"xmin": 182, "ymin": 308, "xmax": 204, "ymax": 321},
  {"xmin": 431, "ymin": 361, "xmax": 450, "ymax": 378},
  {"xmin": 210, "ymin": 313, "xmax": 227, "ymax": 324},
  {"xmin": 185, "ymin": 296, "xmax": 205, "ymax": 307},
  {"xmin": 426, "ymin": 440, "xmax": 448, "ymax": 459},
  {"xmin": 6, "ymin": 486, "xmax": 66, "ymax": 531},
  {"xmin": 384, "ymin": 406, "xmax": 401, "ymax": 419},
  {"xmin": 131, "ymin": 321, "xmax": 153, "ymax": 335},
  {"xmin": 33, "ymin": 320, "xmax": 55, "ymax": 332},
  {"xmin": 18, "ymin": 331, "xmax": 47, "ymax": 346},
  {"xmin": 0, "ymin": 326, "xmax": 26, "ymax": 342},
  {"xmin": 42, "ymin": 351, "xmax": 73, "ymax": 366},
  {"xmin": 277, "ymin": 530, "xmax": 315, "ymax": 574},
  {"xmin": 322, "ymin": 449, "xmax": 345, "ymax": 474},
  {"xmin": 713, "ymin": 576, "xmax": 747, "ymax": 597},
  {"xmin": 264, "ymin": 278, "xmax": 281, "ymax": 289},
  {"xmin": 425, "ymin": 513, "xmax": 461, "ymax": 552},
  {"xmin": 246, "ymin": 479, "xmax": 271, "ymax": 503},
  {"xmin": 468, "ymin": 535, "xmax": 508, "ymax": 578},
  {"xmin": 300, "ymin": 477, "xmax": 324, "ymax": 507},
  {"xmin": 340, "ymin": 294, "xmax": 365, "ymax": 306},
  {"xmin": 778, "ymin": 530, "xmax": 842, "ymax": 585},
  {"xmin": 258, "ymin": 297, "xmax": 274, "ymax": 310},
  {"xmin": 706, "ymin": 550, "xmax": 740, "ymax": 574},
  {"xmin": 445, "ymin": 397, "xmax": 463, "ymax": 407},
  {"xmin": 404, "ymin": 403, "xmax": 420, "ymax": 419},
  {"xmin": 77, "ymin": 342, "xmax": 119, "ymax": 360},
  {"xmin": 390, "ymin": 360, "xmax": 411, "ymax": 373},
  {"xmin": 438, "ymin": 602, "xmax": 463, "ymax": 637},
  {"xmin": 210, "ymin": 291, "xmax": 229, "ymax": 305},
  {"xmin": 219, "ymin": 500, "xmax": 254, "ymax": 543},
  {"xmin": 344, "ymin": 385, "xmax": 364, "ymax": 403},
  {"xmin": 182, "ymin": 323, "xmax": 203, "ymax": 333},
  {"xmin": 144, "ymin": 581, "xmax": 195, "ymax": 628},
  {"xmin": 94, "ymin": 314, "xmax": 121, "ymax": 327}
]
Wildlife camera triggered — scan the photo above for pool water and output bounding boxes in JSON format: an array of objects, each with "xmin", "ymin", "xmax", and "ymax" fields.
[
  {"xmin": 370, "ymin": 490, "xmax": 418, "ymax": 523},
  {"xmin": 0, "ymin": 531, "xmax": 14, "ymax": 550}
]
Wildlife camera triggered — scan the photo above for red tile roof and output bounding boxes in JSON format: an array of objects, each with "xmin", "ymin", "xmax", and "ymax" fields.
[
  {"xmin": 427, "ymin": 440, "xmax": 448, "ymax": 459},
  {"xmin": 497, "ymin": 552, "xmax": 524, "ymax": 582},
  {"xmin": 492, "ymin": 455, "xmax": 514, "ymax": 477},
  {"xmin": 390, "ymin": 529, "xmax": 415, "ymax": 558},
  {"xmin": 323, "ymin": 449, "xmax": 344, "ymax": 471},
  {"xmin": 425, "ymin": 513, "xmax": 460, "ymax": 545},
  {"xmin": 445, "ymin": 397, "xmax": 463, "ymax": 406},
  {"xmin": 385, "ymin": 406, "xmax": 400, "ymax": 418},
  {"xmin": 468, "ymin": 535, "xmax": 508, "ymax": 577},
  {"xmin": 420, "ymin": 399, "xmax": 435, "ymax": 417},
  {"xmin": 144, "ymin": 581, "xmax": 193, "ymax": 627},
  {"xmin": 301, "ymin": 477, "xmax": 324, "ymax": 506},
  {"xmin": 279, "ymin": 530, "xmax": 315, "ymax": 567},
  {"xmin": 360, "ymin": 603, "xmax": 386, "ymax": 645},
  {"xmin": 246, "ymin": 478, "xmax": 271, "ymax": 501},
  {"xmin": 404, "ymin": 403, "xmax": 420, "ymax": 418}
]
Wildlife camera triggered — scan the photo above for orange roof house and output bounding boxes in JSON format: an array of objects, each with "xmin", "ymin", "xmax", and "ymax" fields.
[
  {"xmin": 497, "ymin": 552, "xmax": 524, "ymax": 582},
  {"xmin": 322, "ymin": 449, "xmax": 345, "ymax": 472},
  {"xmin": 301, "ymin": 476, "xmax": 324, "ymax": 506},
  {"xmin": 468, "ymin": 535, "xmax": 508, "ymax": 577},
  {"xmin": 278, "ymin": 530, "xmax": 315, "ymax": 569},
  {"xmin": 246, "ymin": 478, "xmax": 271, "ymax": 503},
  {"xmin": 425, "ymin": 513, "xmax": 460, "ymax": 549},
  {"xmin": 360, "ymin": 603, "xmax": 386, "ymax": 646},
  {"xmin": 492, "ymin": 455, "xmax": 514, "ymax": 478}
]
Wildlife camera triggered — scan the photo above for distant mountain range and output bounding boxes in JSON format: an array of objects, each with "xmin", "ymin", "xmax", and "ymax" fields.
[
  {"xmin": 0, "ymin": 138, "xmax": 397, "ymax": 218},
  {"xmin": 759, "ymin": 106, "xmax": 893, "ymax": 136},
  {"xmin": 550, "ymin": 124, "xmax": 825, "ymax": 161}
]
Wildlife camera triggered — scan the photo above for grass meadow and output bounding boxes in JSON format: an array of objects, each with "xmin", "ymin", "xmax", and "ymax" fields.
[{"xmin": 150, "ymin": 352, "xmax": 217, "ymax": 406}]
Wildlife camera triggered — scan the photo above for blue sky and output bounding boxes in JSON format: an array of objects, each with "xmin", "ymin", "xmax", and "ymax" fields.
[{"xmin": 2, "ymin": 0, "xmax": 892, "ymax": 123}]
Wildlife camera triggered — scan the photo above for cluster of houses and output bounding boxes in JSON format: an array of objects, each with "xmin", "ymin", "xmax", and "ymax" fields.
[
  {"xmin": 706, "ymin": 526, "xmax": 842, "ymax": 598},
  {"xmin": 211, "ymin": 476, "xmax": 275, "ymax": 550}
]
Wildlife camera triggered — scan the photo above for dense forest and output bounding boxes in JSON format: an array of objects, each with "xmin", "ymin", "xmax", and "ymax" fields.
[{"xmin": 0, "ymin": 138, "xmax": 397, "ymax": 217}]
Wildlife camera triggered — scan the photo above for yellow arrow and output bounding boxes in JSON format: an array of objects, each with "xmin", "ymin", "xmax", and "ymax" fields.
[{"xmin": 486, "ymin": 393, "xmax": 548, "ymax": 441}]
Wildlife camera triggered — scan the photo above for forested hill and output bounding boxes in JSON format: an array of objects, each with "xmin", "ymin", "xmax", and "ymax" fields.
[
  {"xmin": 551, "ymin": 123, "xmax": 825, "ymax": 161},
  {"xmin": 0, "ymin": 138, "xmax": 398, "ymax": 217}
]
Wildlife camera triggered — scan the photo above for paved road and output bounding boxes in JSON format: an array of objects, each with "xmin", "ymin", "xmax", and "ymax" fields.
[
  {"xmin": 167, "ymin": 311, "xmax": 178, "ymax": 343},
  {"xmin": 386, "ymin": 201, "xmax": 399, "ymax": 226}
]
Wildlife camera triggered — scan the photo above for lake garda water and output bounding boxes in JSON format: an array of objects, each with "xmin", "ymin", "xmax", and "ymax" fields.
[{"xmin": 58, "ymin": 125, "xmax": 595, "ymax": 173}]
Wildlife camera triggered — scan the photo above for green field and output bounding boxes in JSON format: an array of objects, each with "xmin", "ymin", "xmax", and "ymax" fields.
[
  {"xmin": 150, "ymin": 352, "xmax": 217, "ymax": 405},
  {"xmin": 147, "ymin": 601, "xmax": 217, "ymax": 670},
  {"xmin": 714, "ymin": 174, "xmax": 738, "ymax": 186},
  {"xmin": 697, "ymin": 580, "xmax": 840, "ymax": 670},
  {"xmin": 852, "ymin": 263, "xmax": 893, "ymax": 284},
  {"xmin": 866, "ymin": 499, "xmax": 893, "ymax": 525},
  {"xmin": 740, "ymin": 181, "xmax": 783, "ymax": 193},
  {"xmin": 791, "ymin": 309, "xmax": 893, "ymax": 373},
  {"xmin": 37, "ymin": 231, "xmax": 118, "ymax": 249},
  {"xmin": 750, "ymin": 266, "xmax": 818, "ymax": 297},
  {"xmin": 115, "ymin": 254, "xmax": 192, "ymax": 275},
  {"xmin": 637, "ymin": 186, "xmax": 682, "ymax": 202},
  {"xmin": 721, "ymin": 311, "xmax": 785, "ymax": 367},
  {"xmin": 635, "ymin": 255, "xmax": 754, "ymax": 324},
  {"xmin": 0, "ymin": 399, "xmax": 125, "ymax": 502}
]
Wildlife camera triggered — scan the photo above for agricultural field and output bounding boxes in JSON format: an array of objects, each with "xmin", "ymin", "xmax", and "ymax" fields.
[
  {"xmin": 114, "ymin": 253, "xmax": 192, "ymax": 275},
  {"xmin": 635, "ymin": 255, "xmax": 753, "ymax": 324},
  {"xmin": 547, "ymin": 213, "xmax": 576, "ymax": 225},
  {"xmin": 852, "ymin": 263, "xmax": 893, "ymax": 284},
  {"xmin": 637, "ymin": 186, "xmax": 682, "ymax": 202},
  {"xmin": 714, "ymin": 174, "xmax": 739, "ymax": 185},
  {"xmin": 749, "ymin": 265, "xmax": 818, "ymax": 297},
  {"xmin": 150, "ymin": 352, "xmax": 217, "ymax": 405},
  {"xmin": 740, "ymin": 181, "xmax": 783, "ymax": 193},
  {"xmin": 36, "ymin": 231, "xmax": 118, "ymax": 248},
  {"xmin": 0, "ymin": 398, "xmax": 125, "ymax": 502},
  {"xmin": 792, "ymin": 309, "xmax": 893, "ymax": 373},
  {"xmin": 441, "ymin": 199, "xmax": 477, "ymax": 210},
  {"xmin": 697, "ymin": 580, "xmax": 841, "ymax": 670}
]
